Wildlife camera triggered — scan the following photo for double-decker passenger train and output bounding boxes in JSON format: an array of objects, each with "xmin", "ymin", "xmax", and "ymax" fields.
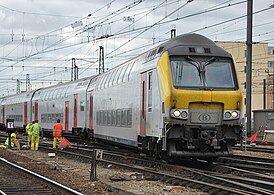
[{"xmin": 0, "ymin": 33, "xmax": 243, "ymax": 160}]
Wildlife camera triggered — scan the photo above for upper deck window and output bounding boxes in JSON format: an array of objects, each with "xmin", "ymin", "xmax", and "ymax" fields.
[{"xmin": 170, "ymin": 57, "xmax": 237, "ymax": 89}]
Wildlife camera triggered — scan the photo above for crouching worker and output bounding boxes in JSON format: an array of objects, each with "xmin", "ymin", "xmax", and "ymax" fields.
[
  {"xmin": 5, "ymin": 131, "xmax": 21, "ymax": 150},
  {"xmin": 53, "ymin": 119, "xmax": 63, "ymax": 149}
]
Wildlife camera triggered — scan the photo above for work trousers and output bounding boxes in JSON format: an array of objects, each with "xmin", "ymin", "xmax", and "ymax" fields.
[
  {"xmin": 27, "ymin": 134, "xmax": 32, "ymax": 149},
  {"xmin": 53, "ymin": 137, "xmax": 62, "ymax": 149},
  {"xmin": 31, "ymin": 135, "xmax": 40, "ymax": 150}
]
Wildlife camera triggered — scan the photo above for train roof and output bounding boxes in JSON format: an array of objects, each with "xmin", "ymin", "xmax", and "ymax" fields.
[
  {"xmin": 32, "ymin": 75, "xmax": 96, "ymax": 101},
  {"xmin": 0, "ymin": 90, "xmax": 36, "ymax": 105},
  {"xmin": 157, "ymin": 33, "xmax": 232, "ymax": 58}
]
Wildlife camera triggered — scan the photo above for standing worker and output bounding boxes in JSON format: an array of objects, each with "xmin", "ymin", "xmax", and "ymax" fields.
[
  {"xmin": 53, "ymin": 119, "xmax": 63, "ymax": 149},
  {"xmin": 4, "ymin": 131, "xmax": 21, "ymax": 150},
  {"xmin": 31, "ymin": 120, "xmax": 42, "ymax": 151},
  {"xmin": 25, "ymin": 121, "xmax": 33, "ymax": 149}
]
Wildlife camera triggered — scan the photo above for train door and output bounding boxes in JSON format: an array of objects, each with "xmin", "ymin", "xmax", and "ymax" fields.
[
  {"xmin": 146, "ymin": 71, "xmax": 154, "ymax": 134},
  {"xmin": 74, "ymin": 94, "xmax": 78, "ymax": 128},
  {"xmin": 34, "ymin": 101, "xmax": 38, "ymax": 121},
  {"xmin": 65, "ymin": 101, "xmax": 69, "ymax": 132},
  {"xmin": 89, "ymin": 91, "xmax": 94, "ymax": 130},
  {"xmin": 24, "ymin": 102, "xmax": 28, "ymax": 125},
  {"xmin": 140, "ymin": 72, "xmax": 147, "ymax": 136}
]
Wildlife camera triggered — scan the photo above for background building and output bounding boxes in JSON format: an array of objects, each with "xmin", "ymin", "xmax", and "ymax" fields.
[{"xmin": 217, "ymin": 42, "xmax": 274, "ymax": 116}]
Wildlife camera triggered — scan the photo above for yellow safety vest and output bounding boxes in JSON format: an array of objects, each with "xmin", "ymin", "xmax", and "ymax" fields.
[
  {"xmin": 5, "ymin": 133, "xmax": 16, "ymax": 147},
  {"xmin": 26, "ymin": 123, "xmax": 32, "ymax": 135},
  {"xmin": 32, "ymin": 123, "xmax": 41, "ymax": 136}
]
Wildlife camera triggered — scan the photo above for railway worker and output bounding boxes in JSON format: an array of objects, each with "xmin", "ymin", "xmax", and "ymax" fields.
[
  {"xmin": 31, "ymin": 120, "xmax": 42, "ymax": 151},
  {"xmin": 53, "ymin": 119, "xmax": 63, "ymax": 149},
  {"xmin": 25, "ymin": 121, "xmax": 33, "ymax": 149},
  {"xmin": 4, "ymin": 131, "xmax": 21, "ymax": 150}
]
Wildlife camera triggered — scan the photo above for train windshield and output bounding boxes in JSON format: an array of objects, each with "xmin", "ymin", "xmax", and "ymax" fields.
[{"xmin": 170, "ymin": 57, "xmax": 236, "ymax": 89}]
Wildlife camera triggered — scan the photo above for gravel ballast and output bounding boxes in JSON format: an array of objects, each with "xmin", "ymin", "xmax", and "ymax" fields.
[{"xmin": 0, "ymin": 147, "xmax": 204, "ymax": 195}]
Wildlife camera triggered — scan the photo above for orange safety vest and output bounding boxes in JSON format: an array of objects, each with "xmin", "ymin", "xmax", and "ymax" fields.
[{"xmin": 53, "ymin": 123, "xmax": 63, "ymax": 137}]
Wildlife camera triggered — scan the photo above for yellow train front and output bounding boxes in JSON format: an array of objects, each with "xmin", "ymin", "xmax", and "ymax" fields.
[{"xmin": 155, "ymin": 34, "xmax": 243, "ymax": 159}]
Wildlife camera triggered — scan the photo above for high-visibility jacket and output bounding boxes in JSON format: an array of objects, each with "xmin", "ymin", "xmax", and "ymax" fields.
[
  {"xmin": 53, "ymin": 123, "xmax": 63, "ymax": 137},
  {"xmin": 5, "ymin": 133, "xmax": 16, "ymax": 147},
  {"xmin": 32, "ymin": 123, "xmax": 41, "ymax": 136},
  {"xmin": 26, "ymin": 123, "xmax": 32, "ymax": 135}
]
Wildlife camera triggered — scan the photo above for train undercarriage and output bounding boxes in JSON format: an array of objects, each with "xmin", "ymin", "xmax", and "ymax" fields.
[{"xmin": 138, "ymin": 124, "xmax": 241, "ymax": 161}]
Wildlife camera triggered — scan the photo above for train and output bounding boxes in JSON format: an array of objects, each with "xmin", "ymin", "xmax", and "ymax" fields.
[{"xmin": 0, "ymin": 33, "xmax": 243, "ymax": 160}]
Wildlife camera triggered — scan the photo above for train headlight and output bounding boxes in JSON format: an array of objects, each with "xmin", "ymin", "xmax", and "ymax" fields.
[
  {"xmin": 181, "ymin": 111, "xmax": 188, "ymax": 119},
  {"xmin": 225, "ymin": 112, "xmax": 231, "ymax": 119},
  {"xmin": 173, "ymin": 110, "xmax": 181, "ymax": 117},
  {"xmin": 231, "ymin": 111, "xmax": 239, "ymax": 118},
  {"xmin": 170, "ymin": 109, "xmax": 188, "ymax": 120},
  {"xmin": 223, "ymin": 110, "xmax": 240, "ymax": 120}
]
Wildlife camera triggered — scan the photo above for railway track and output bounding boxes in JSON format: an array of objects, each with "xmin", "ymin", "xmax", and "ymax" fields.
[
  {"xmin": 233, "ymin": 145, "xmax": 274, "ymax": 153},
  {"xmin": 2, "ymin": 132, "xmax": 274, "ymax": 194},
  {"xmin": 217, "ymin": 154, "xmax": 274, "ymax": 174},
  {"xmin": 36, "ymin": 144, "xmax": 274, "ymax": 194},
  {"xmin": 0, "ymin": 157, "xmax": 83, "ymax": 195}
]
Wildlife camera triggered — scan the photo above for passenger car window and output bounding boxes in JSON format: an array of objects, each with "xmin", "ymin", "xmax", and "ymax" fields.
[{"xmin": 118, "ymin": 66, "xmax": 126, "ymax": 84}]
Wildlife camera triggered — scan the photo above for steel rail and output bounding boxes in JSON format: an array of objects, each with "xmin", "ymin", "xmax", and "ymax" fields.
[{"xmin": 0, "ymin": 157, "xmax": 83, "ymax": 195}]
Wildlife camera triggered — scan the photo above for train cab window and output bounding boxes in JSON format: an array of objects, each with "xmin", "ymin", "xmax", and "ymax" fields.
[
  {"xmin": 204, "ymin": 61, "xmax": 235, "ymax": 88},
  {"xmin": 171, "ymin": 58, "xmax": 236, "ymax": 89},
  {"xmin": 171, "ymin": 60, "xmax": 202, "ymax": 87}
]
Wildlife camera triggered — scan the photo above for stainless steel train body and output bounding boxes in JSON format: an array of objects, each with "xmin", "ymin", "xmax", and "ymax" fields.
[
  {"xmin": 31, "ymin": 77, "xmax": 93, "ymax": 135},
  {"xmin": 0, "ymin": 34, "xmax": 243, "ymax": 159},
  {"xmin": 0, "ymin": 91, "xmax": 35, "ymax": 130}
]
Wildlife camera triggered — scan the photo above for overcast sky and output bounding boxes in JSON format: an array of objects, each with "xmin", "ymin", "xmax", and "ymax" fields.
[{"xmin": 0, "ymin": 0, "xmax": 274, "ymax": 96}]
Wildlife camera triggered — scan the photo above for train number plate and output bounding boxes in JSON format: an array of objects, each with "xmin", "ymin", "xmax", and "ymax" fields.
[{"xmin": 190, "ymin": 112, "xmax": 219, "ymax": 124}]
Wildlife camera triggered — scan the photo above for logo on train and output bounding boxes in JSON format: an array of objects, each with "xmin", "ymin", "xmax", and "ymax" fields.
[{"xmin": 198, "ymin": 113, "xmax": 211, "ymax": 122}]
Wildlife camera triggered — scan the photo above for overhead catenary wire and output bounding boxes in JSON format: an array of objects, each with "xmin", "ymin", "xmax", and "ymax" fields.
[{"xmin": 1, "ymin": 0, "xmax": 274, "ymax": 95}]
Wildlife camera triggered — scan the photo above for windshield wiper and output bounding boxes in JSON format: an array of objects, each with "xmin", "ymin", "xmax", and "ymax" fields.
[
  {"xmin": 204, "ymin": 57, "xmax": 216, "ymax": 67},
  {"xmin": 186, "ymin": 56, "xmax": 201, "ymax": 74}
]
